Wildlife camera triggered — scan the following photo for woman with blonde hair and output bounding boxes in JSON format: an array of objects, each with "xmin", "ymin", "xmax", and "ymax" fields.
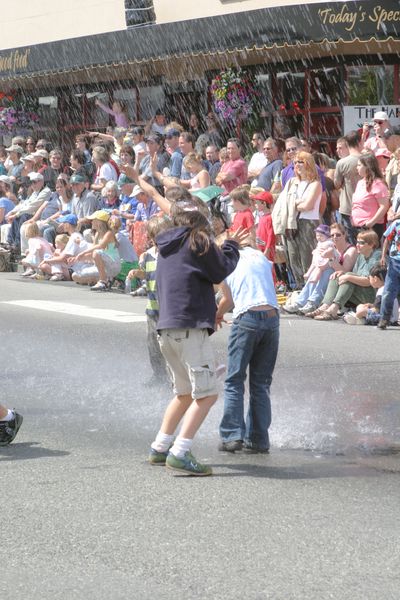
[
  {"xmin": 280, "ymin": 151, "xmax": 323, "ymax": 288},
  {"xmin": 70, "ymin": 210, "xmax": 121, "ymax": 290}
]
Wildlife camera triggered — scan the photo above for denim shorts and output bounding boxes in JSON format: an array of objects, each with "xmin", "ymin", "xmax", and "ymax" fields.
[
  {"xmin": 365, "ymin": 309, "xmax": 380, "ymax": 326},
  {"xmin": 158, "ymin": 328, "xmax": 217, "ymax": 400}
]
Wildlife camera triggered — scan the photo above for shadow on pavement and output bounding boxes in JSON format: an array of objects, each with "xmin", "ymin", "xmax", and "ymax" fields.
[
  {"xmin": 211, "ymin": 460, "xmax": 382, "ymax": 479},
  {"xmin": 0, "ymin": 441, "xmax": 70, "ymax": 461}
]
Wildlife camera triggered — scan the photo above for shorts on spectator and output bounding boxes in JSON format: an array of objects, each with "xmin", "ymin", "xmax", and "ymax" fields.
[
  {"xmin": 75, "ymin": 252, "xmax": 121, "ymax": 280},
  {"xmin": 158, "ymin": 328, "xmax": 218, "ymax": 400}
]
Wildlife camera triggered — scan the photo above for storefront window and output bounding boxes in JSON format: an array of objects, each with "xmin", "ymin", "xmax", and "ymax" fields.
[
  {"xmin": 346, "ymin": 66, "xmax": 394, "ymax": 105},
  {"xmin": 139, "ymin": 85, "xmax": 165, "ymax": 121},
  {"xmin": 276, "ymin": 72, "xmax": 304, "ymax": 110},
  {"xmin": 38, "ymin": 96, "xmax": 59, "ymax": 145},
  {"xmin": 86, "ymin": 92, "xmax": 110, "ymax": 129},
  {"xmin": 310, "ymin": 68, "xmax": 341, "ymax": 107}
]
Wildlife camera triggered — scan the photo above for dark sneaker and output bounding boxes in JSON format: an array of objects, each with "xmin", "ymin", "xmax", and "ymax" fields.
[
  {"xmin": 377, "ymin": 319, "xmax": 388, "ymax": 330},
  {"xmin": 0, "ymin": 411, "xmax": 23, "ymax": 446},
  {"xmin": 218, "ymin": 439, "xmax": 243, "ymax": 453},
  {"xmin": 148, "ymin": 447, "xmax": 169, "ymax": 465},
  {"xmin": 243, "ymin": 444, "xmax": 269, "ymax": 454},
  {"xmin": 165, "ymin": 451, "xmax": 212, "ymax": 476}
]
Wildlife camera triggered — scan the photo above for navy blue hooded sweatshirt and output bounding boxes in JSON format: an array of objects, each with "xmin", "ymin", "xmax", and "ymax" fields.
[{"xmin": 155, "ymin": 226, "xmax": 240, "ymax": 333}]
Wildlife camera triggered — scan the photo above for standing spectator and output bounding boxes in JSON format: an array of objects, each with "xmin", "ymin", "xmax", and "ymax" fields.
[
  {"xmin": 247, "ymin": 132, "xmax": 267, "ymax": 187},
  {"xmin": 336, "ymin": 137, "xmax": 349, "ymax": 159},
  {"xmin": 258, "ymin": 138, "xmax": 283, "ymax": 191},
  {"xmin": 40, "ymin": 149, "xmax": 64, "ymax": 191},
  {"xmin": 377, "ymin": 217, "xmax": 400, "ymax": 329},
  {"xmin": 334, "ymin": 130, "xmax": 362, "ymax": 243},
  {"xmin": 95, "ymin": 97, "xmax": 129, "ymax": 128},
  {"xmin": 195, "ymin": 112, "xmax": 223, "ymax": 157},
  {"xmin": 147, "ymin": 109, "xmax": 166, "ymax": 136},
  {"xmin": 75, "ymin": 134, "xmax": 92, "ymax": 164},
  {"xmin": 351, "ymin": 153, "xmax": 389, "ymax": 240},
  {"xmin": 165, "ymin": 129, "xmax": 183, "ymax": 177},
  {"xmin": 139, "ymin": 134, "xmax": 170, "ymax": 189},
  {"xmin": 363, "ymin": 111, "xmax": 392, "ymax": 154},
  {"xmin": 178, "ymin": 132, "xmax": 196, "ymax": 180},
  {"xmin": 215, "ymin": 137, "xmax": 247, "ymax": 195},
  {"xmin": 205, "ymin": 145, "xmax": 221, "ymax": 184},
  {"xmin": 253, "ymin": 190, "xmax": 276, "ymax": 261}
]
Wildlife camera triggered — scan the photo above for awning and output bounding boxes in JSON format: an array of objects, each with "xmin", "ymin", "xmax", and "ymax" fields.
[{"xmin": 0, "ymin": 0, "xmax": 399, "ymax": 87}]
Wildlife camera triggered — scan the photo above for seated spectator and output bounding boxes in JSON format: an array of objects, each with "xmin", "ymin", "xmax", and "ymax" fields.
[
  {"xmin": 6, "ymin": 172, "xmax": 52, "ymax": 253},
  {"xmin": 39, "ymin": 233, "xmax": 71, "ymax": 281},
  {"xmin": 0, "ymin": 176, "xmax": 16, "ymax": 225},
  {"xmin": 286, "ymin": 222, "xmax": 357, "ymax": 315},
  {"xmin": 310, "ymin": 229, "xmax": 381, "ymax": 320},
  {"xmin": 40, "ymin": 149, "xmax": 65, "ymax": 191},
  {"xmin": 69, "ymin": 210, "xmax": 121, "ymax": 290},
  {"xmin": 344, "ymin": 263, "xmax": 399, "ymax": 326},
  {"xmin": 108, "ymin": 215, "xmax": 138, "ymax": 286},
  {"xmin": 139, "ymin": 134, "xmax": 170, "ymax": 189},
  {"xmin": 21, "ymin": 222, "xmax": 53, "ymax": 278},
  {"xmin": 75, "ymin": 134, "xmax": 92, "ymax": 164},
  {"xmin": 99, "ymin": 180, "xmax": 120, "ymax": 210}
]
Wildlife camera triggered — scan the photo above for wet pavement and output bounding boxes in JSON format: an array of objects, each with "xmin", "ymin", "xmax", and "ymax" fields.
[{"xmin": 1, "ymin": 274, "xmax": 399, "ymax": 599}]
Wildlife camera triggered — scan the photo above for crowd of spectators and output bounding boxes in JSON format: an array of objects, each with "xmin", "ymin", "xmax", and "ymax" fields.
[{"xmin": 0, "ymin": 107, "xmax": 399, "ymax": 329}]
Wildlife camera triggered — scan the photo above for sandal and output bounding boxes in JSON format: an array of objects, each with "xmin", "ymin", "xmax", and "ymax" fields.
[
  {"xmin": 90, "ymin": 280, "xmax": 110, "ymax": 291},
  {"xmin": 306, "ymin": 307, "xmax": 324, "ymax": 318},
  {"xmin": 314, "ymin": 311, "xmax": 339, "ymax": 321}
]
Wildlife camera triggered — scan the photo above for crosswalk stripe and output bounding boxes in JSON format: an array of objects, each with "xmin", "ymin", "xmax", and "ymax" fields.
[{"xmin": 1, "ymin": 300, "xmax": 147, "ymax": 323}]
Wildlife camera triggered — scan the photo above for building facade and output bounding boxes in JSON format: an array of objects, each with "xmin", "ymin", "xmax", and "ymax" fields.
[{"xmin": 0, "ymin": 0, "xmax": 399, "ymax": 150}]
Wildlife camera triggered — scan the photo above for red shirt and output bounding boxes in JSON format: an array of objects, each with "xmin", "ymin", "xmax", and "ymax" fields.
[
  {"xmin": 256, "ymin": 213, "xmax": 276, "ymax": 261},
  {"xmin": 219, "ymin": 158, "xmax": 248, "ymax": 194},
  {"xmin": 231, "ymin": 208, "xmax": 254, "ymax": 232}
]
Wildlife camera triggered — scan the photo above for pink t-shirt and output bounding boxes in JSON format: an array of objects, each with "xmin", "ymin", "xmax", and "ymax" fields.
[
  {"xmin": 220, "ymin": 159, "xmax": 248, "ymax": 194},
  {"xmin": 351, "ymin": 178, "xmax": 389, "ymax": 226},
  {"xmin": 28, "ymin": 237, "xmax": 54, "ymax": 260}
]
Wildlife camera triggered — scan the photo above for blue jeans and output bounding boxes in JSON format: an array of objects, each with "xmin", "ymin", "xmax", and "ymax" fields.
[
  {"xmin": 219, "ymin": 310, "xmax": 280, "ymax": 449},
  {"xmin": 297, "ymin": 267, "xmax": 334, "ymax": 307},
  {"xmin": 381, "ymin": 258, "xmax": 400, "ymax": 321}
]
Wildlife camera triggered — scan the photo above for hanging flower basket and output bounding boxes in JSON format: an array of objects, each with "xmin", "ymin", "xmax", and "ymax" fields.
[
  {"xmin": 0, "ymin": 107, "xmax": 40, "ymax": 132},
  {"xmin": 210, "ymin": 67, "xmax": 259, "ymax": 126}
]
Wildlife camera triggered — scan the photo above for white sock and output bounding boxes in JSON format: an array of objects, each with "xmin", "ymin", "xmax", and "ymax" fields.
[
  {"xmin": 151, "ymin": 432, "xmax": 174, "ymax": 453},
  {"xmin": 0, "ymin": 410, "xmax": 14, "ymax": 422},
  {"xmin": 170, "ymin": 437, "xmax": 193, "ymax": 459}
]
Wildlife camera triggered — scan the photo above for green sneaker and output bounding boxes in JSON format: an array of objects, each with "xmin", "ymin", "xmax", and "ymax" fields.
[
  {"xmin": 165, "ymin": 451, "xmax": 212, "ymax": 476},
  {"xmin": 148, "ymin": 447, "xmax": 169, "ymax": 465}
]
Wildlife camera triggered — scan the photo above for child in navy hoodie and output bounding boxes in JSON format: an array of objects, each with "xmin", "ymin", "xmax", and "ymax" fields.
[{"xmin": 149, "ymin": 204, "xmax": 243, "ymax": 476}]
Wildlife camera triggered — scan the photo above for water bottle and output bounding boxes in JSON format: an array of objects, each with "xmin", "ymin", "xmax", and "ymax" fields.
[{"xmin": 124, "ymin": 276, "xmax": 131, "ymax": 294}]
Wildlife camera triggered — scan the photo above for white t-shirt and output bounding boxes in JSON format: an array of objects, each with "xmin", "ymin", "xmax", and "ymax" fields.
[
  {"xmin": 96, "ymin": 162, "xmax": 118, "ymax": 184},
  {"xmin": 248, "ymin": 152, "xmax": 268, "ymax": 187},
  {"xmin": 64, "ymin": 232, "xmax": 91, "ymax": 256}
]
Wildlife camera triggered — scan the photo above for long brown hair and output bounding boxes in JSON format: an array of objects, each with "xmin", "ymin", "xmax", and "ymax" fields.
[
  {"xmin": 172, "ymin": 209, "xmax": 212, "ymax": 256},
  {"xmin": 358, "ymin": 153, "xmax": 384, "ymax": 191}
]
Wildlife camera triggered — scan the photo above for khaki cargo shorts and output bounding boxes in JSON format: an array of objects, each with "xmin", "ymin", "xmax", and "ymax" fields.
[{"xmin": 158, "ymin": 328, "xmax": 218, "ymax": 400}]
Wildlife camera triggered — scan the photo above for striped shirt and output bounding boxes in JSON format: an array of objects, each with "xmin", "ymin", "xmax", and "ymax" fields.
[{"xmin": 139, "ymin": 246, "xmax": 159, "ymax": 318}]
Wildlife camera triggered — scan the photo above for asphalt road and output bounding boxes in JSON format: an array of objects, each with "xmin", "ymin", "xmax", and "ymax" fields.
[{"xmin": 1, "ymin": 274, "xmax": 399, "ymax": 600}]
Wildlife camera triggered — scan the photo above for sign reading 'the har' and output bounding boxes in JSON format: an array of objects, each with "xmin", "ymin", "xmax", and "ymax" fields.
[{"xmin": 343, "ymin": 105, "xmax": 400, "ymax": 133}]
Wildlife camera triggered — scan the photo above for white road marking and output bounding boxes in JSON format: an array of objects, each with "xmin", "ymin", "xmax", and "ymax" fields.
[{"xmin": 1, "ymin": 300, "xmax": 146, "ymax": 323}]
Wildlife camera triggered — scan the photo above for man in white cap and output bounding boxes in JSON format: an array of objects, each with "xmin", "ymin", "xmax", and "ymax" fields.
[
  {"xmin": 363, "ymin": 111, "xmax": 392, "ymax": 154},
  {"xmin": 6, "ymin": 144, "xmax": 24, "ymax": 185},
  {"xmin": 6, "ymin": 172, "xmax": 51, "ymax": 252}
]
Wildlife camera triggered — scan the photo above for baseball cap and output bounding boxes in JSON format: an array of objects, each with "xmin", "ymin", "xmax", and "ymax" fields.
[
  {"xmin": 373, "ymin": 111, "xmax": 389, "ymax": 121},
  {"xmin": 251, "ymin": 190, "xmax": 274, "ymax": 205},
  {"xmin": 57, "ymin": 214, "xmax": 78, "ymax": 226},
  {"xmin": 118, "ymin": 173, "xmax": 135, "ymax": 187},
  {"xmin": 87, "ymin": 210, "xmax": 110, "ymax": 222},
  {"xmin": 131, "ymin": 184, "xmax": 144, "ymax": 196},
  {"xmin": 21, "ymin": 154, "xmax": 36, "ymax": 163},
  {"xmin": 70, "ymin": 173, "xmax": 88, "ymax": 184},
  {"xmin": 375, "ymin": 147, "xmax": 391, "ymax": 159},
  {"xmin": 6, "ymin": 144, "xmax": 24, "ymax": 154},
  {"xmin": 165, "ymin": 128, "xmax": 180, "ymax": 139},
  {"xmin": 33, "ymin": 149, "xmax": 49, "ymax": 160},
  {"xmin": 28, "ymin": 172, "xmax": 44, "ymax": 182},
  {"xmin": 0, "ymin": 175, "xmax": 12, "ymax": 185}
]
